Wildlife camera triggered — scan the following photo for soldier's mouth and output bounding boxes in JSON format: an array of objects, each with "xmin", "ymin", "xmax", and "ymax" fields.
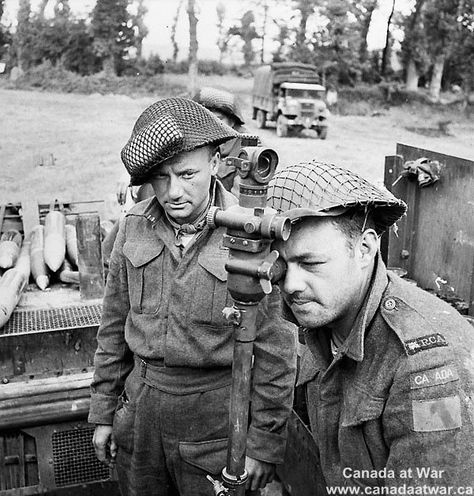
[{"xmin": 167, "ymin": 202, "xmax": 188, "ymax": 209}]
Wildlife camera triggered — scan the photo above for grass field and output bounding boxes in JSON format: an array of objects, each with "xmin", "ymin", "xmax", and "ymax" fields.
[{"xmin": 1, "ymin": 74, "xmax": 473, "ymax": 216}]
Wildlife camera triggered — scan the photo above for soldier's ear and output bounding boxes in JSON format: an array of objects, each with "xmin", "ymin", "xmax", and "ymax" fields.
[
  {"xmin": 210, "ymin": 150, "xmax": 220, "ymax": 175},
  {"xmin": 358, "ymin": 229, "xmax": 379, "ymax": 267}
]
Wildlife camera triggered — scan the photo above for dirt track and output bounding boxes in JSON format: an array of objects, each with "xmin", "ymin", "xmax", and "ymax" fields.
[{"xmin": 1, "ymin": 88, "xmax": 473, "ymax": 207}]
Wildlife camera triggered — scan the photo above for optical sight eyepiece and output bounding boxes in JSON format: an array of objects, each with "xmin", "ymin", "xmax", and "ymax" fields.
[{"xmin": 238, "ymin": 147, "xmax": 278, "ymax": 185}]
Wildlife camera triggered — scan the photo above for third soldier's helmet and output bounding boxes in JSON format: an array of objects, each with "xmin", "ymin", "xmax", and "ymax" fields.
[
  {"xmin": 267, "ymin": 161, "xmax": 406, "ymax": 233},
  {"xmin": 192, "ymin": 87, "xmax": 245, "ymax": 126}
]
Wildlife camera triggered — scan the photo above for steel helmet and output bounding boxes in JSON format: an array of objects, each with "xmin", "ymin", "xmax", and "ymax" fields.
[
  {"xmin": 121, "ymin": 97, "xmax": 240, "ymax": 185},
  {"xmin": 267, "ymin": 161, "xmax": 406, "ymax": 233},
  {"xmin": 193, "ymin": 87, "xmax": 245, "ymax": 126}
]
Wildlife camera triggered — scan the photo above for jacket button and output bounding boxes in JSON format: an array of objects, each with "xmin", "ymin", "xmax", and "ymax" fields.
[{"xmin": 384, "ymin": 298, "xmax": 397, "ymax": 310}]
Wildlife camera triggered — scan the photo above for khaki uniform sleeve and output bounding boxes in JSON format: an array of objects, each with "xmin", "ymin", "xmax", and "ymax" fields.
[
  {"xmin": 246, "ymin": 285, "xmax": 298, "ymax": 464},
  {"xmin": 88, "ymin": 218, "xmax": 133, "ymax": 425},
  {"xmin": 383, "ymin": 345, "xmax": 474, "ymax": 487}
]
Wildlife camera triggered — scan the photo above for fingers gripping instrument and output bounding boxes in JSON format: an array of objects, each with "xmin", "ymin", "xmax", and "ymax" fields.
[{"xmin": 206, "ymin": 136, "xmax": 290, "ymax": 495}]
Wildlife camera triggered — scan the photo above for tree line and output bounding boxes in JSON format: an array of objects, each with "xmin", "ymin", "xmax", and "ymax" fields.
[{"xmin": 0, "ymin": 0, "xmax": 472, "ymax": 101}]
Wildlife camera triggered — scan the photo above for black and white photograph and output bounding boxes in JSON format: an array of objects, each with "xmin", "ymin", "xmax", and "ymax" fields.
[{"xmin": 0, "ymin": 0, "xmax": 473, "ymax": 495}]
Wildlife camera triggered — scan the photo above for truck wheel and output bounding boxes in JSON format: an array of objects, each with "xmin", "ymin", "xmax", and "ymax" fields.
[
  {"xmin": 276, "ymin": 115, "xmax": 288, "ymax": 137},
  {"xmin": 318, "ymin": 127, "xmax": 328, "ymax": 140},
  {"xmin": 256, "ymin": 109, "xmax": 267, "ymax": 129}
]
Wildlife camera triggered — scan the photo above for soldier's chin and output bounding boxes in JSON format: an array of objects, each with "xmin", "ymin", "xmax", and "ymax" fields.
[{"xmin": 292, "ymin": 306, "xmax": 329, "ymax": 328}]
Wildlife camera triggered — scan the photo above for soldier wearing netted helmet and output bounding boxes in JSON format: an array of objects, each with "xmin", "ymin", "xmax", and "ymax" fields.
[
  {"xmin": 268, "ymin": 161, "xmax": 474, "ymax": 490},
  {"xmin": 192, "ymin": 86, "xmax": 248, "ymax": 195},
  {"xmin": 89, "ymin": 97, "xmax": 297, "ymax": 496}
]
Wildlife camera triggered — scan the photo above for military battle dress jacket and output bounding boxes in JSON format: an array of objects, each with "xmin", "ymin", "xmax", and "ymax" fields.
[
  {"xmin": 297, "ymin": 255, "xmax": 474, "ymax": 488},
  {"xmin": 89, "ymin": 181, "xmax": 297, "ymax": 464}
]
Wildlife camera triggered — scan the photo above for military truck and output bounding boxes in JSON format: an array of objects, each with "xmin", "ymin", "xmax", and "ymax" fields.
[{"xmin": 252, "ymin": 62, "xmax": 329, "ymax": 139}]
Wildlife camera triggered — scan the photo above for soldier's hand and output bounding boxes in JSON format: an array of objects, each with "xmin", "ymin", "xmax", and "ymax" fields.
[
  {"xmin": 245, "ymin": 456, "xmax": 275, "ymax": 491},
  {"xmin": 93, "ymin": 424, "xmax": 117, "ymax": 467}
]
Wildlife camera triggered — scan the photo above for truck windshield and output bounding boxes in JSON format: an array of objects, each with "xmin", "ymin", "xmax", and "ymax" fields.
[{"xmin": 286, "ymin": 89, "xmax": 323, "ymax": 99}]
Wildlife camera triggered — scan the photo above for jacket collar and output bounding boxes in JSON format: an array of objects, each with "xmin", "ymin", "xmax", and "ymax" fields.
[{"xmin": 338, "ymin": 252, "xmax": 388, "ymax": 361}]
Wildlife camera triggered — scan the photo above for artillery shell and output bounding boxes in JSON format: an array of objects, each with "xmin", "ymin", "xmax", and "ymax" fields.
[
  {"xmin": 30, "ymin": 225, "xmax": 50, "ymax": 290},
  {"xmin": 59, "ymin": 258, "xmax": 79, "ymax": 285},
  {"xmin": 65, "ymin": 224, "xmax": 78, "ymax": 267},
  {"xmin": 15, "ymin": 240, "xmax": 31, "ymax": 280},
  {"xmin": 44, "ymin": 210, "xmax": 66, "ymax": 272},
  {"xmin": 0, "ymin": 230, "xmax": 22, "ymax": 269},
  {"xmin": 0, "ymin": 242, "xmax": 31, "ymax": 328}
]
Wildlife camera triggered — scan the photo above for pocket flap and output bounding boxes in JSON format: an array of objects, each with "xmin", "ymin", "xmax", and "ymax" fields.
[
  {"xmin": 198, "ymin": 250, "xmax": 228, "ymax": 282},
  {"xmin": 341, "ymin": 385, "xmax": 385, "ymax": 427},
  {"xmin": 179, "ymin": 438, "xmax": 228, "ymax": 475},
  {"xmin": 123, "ymin": 240, "xmax": 165, "ymax": 268}
]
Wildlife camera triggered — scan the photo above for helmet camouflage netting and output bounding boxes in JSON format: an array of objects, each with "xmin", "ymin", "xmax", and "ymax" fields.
[
  {"xmin": 192, "ymin": 87, "xmax": 245, "ymax": 126},
  {"xmin": 267, "ymin": 161, "xmax": 407, "ymax": 233},
  {"xmin": 121, "ymin": 97, "xmax": 240, "ymax": 185}
]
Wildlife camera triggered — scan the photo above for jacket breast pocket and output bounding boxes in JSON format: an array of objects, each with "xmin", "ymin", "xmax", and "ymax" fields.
[
  {"xmin": 340, "ymin": 384, "xmax": 388, "ymax": 478},
  {"xmin": 191, "ymin": 250, "xmax": 233, "ymax": 327},
  {"xmin": 123, "ymin": 240, "xmax": 165, "ymax": 314}
]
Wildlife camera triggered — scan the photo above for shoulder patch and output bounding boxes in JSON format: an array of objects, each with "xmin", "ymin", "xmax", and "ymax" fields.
[
  {"xmin": 412, "ymin": 395, "xmax": 462, "ymax": 432},
  {"xmin": 410, "ymin": 364, "xmax": 459, "ymax": 389},
  {"xmin": 404, "ymin": 333, "xmax": 448, "ymax": 355}
]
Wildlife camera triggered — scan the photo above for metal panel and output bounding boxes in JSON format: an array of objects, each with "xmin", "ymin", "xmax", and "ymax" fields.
[
  {"xmin": 277, "ymin": 410, "xmax": 327, "ymax": 496},
  {"xmin": 384, "ymin": 144, "xmax": 474, "ymax": 315},
  {"xmin": 51, "ymin": 427, "xmax": 109, "ymax": 487},
  {"xmin": 0, "ymin": 304, "xmax": 102, "ymax": 337},
  {"xmin": 6, "ymin": 422, "xmax": 115, "ymax": 494},
  {"xmin": 0, "ymin": 431, "xmax": 38, "ymax": 491}
]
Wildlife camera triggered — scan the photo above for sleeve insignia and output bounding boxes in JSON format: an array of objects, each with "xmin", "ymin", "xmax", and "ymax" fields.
[
  {"xmin": 410, "ymin": 365, "xmax": 459, "ymax": 389},
  {"xmin": 404, "ymin": 333, "xmax": 448, "ymax": 355},
  {"xmin": 412, "ymin": 395, "xmax": 462, "ymax": 432}
]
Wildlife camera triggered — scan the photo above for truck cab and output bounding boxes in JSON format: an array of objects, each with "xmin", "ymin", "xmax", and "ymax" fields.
[
  {"xmin": 252, "ymin": 62, "xmax": 329, "ymax": 139},
  {"xmin": 277, "ymin": 82, "xmax": 328, "ymax": 138}
]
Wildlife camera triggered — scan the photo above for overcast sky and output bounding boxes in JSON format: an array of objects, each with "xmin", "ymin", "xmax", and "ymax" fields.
[{"xmin": 3, "ymin": 0, "xmax": 414, "ymax": 62}]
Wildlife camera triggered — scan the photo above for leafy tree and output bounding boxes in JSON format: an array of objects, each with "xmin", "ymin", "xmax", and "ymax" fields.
[
  {"xmin": 37, "ymin": 0, "xmax": 49, "ymax": 19},
  {"xmin": 448, "ymin": 0, "xmax": 474, "ymax": 92},
  {"xmin": 228, "ymin": 10, "xmax": 259, "ymax": 66},
  {"xmin": 15, "ymin": 0, "xmax": 32, "ymax": 71},
  {"xmin": 315, "ymin": 0, "xmax": 362, "ymax": 84},
  {"xmin": 272, "ymin": 19, "xmax": 290, "ymax": 62},
  {"xmin": 424, "ymin": 0, "xmax": 463, "ymax": 100},
  {"xmin": 91, "ymin": 0, "xmax": 135, "ymax": 75},
  {"xmin": 216, "ymin": 1, "xmax": 229, "ymax": 63},
  {"xmin": 400, "ymin": 0, "xmax": 428, "ymax": 90},
  {"xmin": 63, "ymin": 19, "xmax": 100, "ymax": 75},
  {"xmin": 400, "ymin": 0, "xmax": 470, "ymax": 98},
  {"xmin": 381, "ymin": 0, "xmax": 395, "ymax": 76},
  {"xmin": 354, "ymin": 0, "xmax": 378, "ymax": 63},
  {"xmin": 16, "ymin": 0, "xmax": 94, "ymax": 72},
  {"xmin": 187, "ymin": 0, "xmax": 198, "ymax": 94},
  {"xmin": 287, "ymin": 0, "xmax": 377, "ymax": 84},
  {"xmin": 0, "ymin": 0, "xmax": 12, "ymax": 60},
  {"xmin": 171, "ymin": 0, "xmax": 184, "ymax": 63},
  {"xmin": 294, "ymin": 0, "xmax": 316, "ymax": 51},
  {"xmin": 252, "ymin": 0, "xmax": 269, "ymax": 63},
  {"xmin": 130, "ymin": 0, "xmax": 148, "ymax": 58}
]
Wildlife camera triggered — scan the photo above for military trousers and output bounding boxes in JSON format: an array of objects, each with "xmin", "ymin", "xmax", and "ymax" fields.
[{"xmin": 113, "ymin": 357, "xmax": 236, "ymax": 496}]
